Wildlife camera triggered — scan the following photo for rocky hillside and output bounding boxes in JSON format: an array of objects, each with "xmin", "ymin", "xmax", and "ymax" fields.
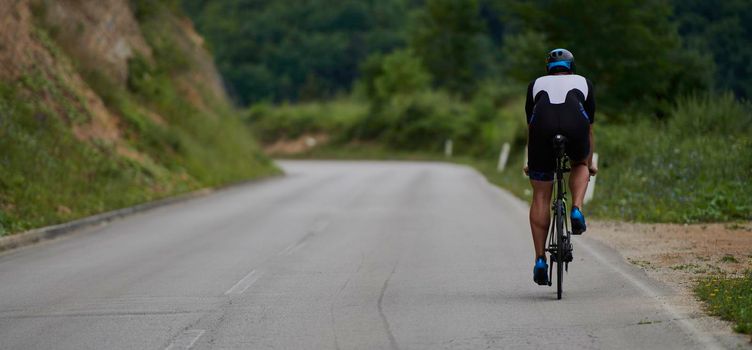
[{"xmin": 0, "ymin": 0, "xmax": 277, "ymax": 235}]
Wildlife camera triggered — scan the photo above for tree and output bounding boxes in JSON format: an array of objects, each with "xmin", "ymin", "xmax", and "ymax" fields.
[
  {"xmin": 182, "ymin": 0, "xmax": 412, "ymax": 105},
  {"xmin": 501, "ymin": 0, "xmax": 710, "ymax": 115},
  {"xmin": 499, "ymin": 31, "xmax": 550, "ymax": 83},
  {"xmin": 410, "ymin": 0, "xmax": 492, "ymax": 98},
  {"xmin": 672, "ymin": 0, "xmax": 752, "ymax": 99}
]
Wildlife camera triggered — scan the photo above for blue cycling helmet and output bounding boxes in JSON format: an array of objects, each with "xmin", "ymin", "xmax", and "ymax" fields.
[{"xmin": 546, "ymin": 48, "xmax": 575, "ymax": 74}]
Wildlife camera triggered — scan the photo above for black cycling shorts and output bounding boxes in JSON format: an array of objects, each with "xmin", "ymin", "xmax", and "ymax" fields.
[{"xmin": 527, "ymin": 99, "xmax": 590, "ymax": 181}]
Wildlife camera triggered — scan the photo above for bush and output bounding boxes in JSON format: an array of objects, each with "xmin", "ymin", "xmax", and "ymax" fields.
[
  {"xmin": 669, "ymin": 92, "xmax": 752, "ymax": 135},
  {"xmin": 376, "ymin": 91, "xmax": 469, "ymax": 151},
  {"xmin": 245, "ymin": 99, "xmax": 367, "ymax": 143},
  {"xmin": 589, "ymin": 93, "xmax": 752, "ymax": 222}
]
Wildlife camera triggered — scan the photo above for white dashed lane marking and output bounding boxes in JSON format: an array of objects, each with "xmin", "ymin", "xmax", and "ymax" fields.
[
  {"xmin": 165, "ymin": 329, "xmax": 205, "ymax": 350},
  {"xmin": 224, "ymin": 270, "xmax": 261, "ymax": 295}
]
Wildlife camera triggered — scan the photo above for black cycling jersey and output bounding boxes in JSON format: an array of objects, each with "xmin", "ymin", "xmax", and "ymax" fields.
[{"xmin": 525, "ymin": 74, "xmax": 595, "ymax": 181}]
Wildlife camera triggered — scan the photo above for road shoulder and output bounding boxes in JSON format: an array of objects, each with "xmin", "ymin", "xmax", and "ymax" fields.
[
  {"xmin": 588, "ymin": 220, "xmax": 752, "ymax": 346},
  {"xmin": 0, "ymin": 175, "xmax": 282, "ymax": 254}
]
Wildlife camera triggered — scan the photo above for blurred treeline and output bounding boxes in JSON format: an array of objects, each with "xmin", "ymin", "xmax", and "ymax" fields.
[
  {"xmin": 182, "ymin": 0, "xmax": 751, "ymax": 222},
  {"xmin": 183, "ymin": 0, "xmax": 750, "ymax": 109}
]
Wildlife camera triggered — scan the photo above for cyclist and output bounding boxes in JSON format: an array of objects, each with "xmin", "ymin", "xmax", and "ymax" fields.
[{"xmin": 524, "ymin": 48, "xmax": 597, "ymax": 285}]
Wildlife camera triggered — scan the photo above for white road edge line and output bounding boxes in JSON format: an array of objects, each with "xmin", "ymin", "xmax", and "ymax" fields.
[
  {"xmin": 278, "ymin": 243, "xmax": 296, "ymax": 256},
  {"xmin": 165, "ymin": 329, "xmax": 205, "ymax": 350},
  {"xmin": 225, "ymin": 270, "xmax": 260, "ymax": 295},
  {"xmin": 578, "ymin": 239, "xmax": 724, "ymax": 350},
  {"xmin": 288, "ymin": 241, "xmax": 308, "ymax": 255}
]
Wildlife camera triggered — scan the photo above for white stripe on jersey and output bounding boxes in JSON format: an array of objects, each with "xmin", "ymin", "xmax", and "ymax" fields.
[{"xmin": 532, "ymin": 74, "xmax": 588, "ymax": 104}]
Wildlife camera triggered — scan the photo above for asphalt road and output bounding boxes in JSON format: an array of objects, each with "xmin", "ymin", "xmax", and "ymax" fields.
[{"xmin": 0, "ymin": 161, "xmax": 742, "ymax": 349}]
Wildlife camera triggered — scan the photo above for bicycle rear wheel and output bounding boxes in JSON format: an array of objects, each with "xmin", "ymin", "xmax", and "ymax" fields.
[{"xmin": 555, "ymin": 201, "xmax": 564, "ymax": 300}]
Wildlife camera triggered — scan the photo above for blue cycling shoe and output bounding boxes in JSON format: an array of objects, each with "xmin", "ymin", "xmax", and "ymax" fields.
[
  {"xmin": 533, "ymin": 256, "xmax": 549, "ymax": 285},
  {"xmin": 571, "ymin": 206, "xmax": 586, "ymax": 235}
]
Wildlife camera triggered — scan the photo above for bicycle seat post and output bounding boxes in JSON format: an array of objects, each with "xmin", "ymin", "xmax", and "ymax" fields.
[{"xmin": 553, "ymin": 134, "xmax": 567, "ymax": 158}]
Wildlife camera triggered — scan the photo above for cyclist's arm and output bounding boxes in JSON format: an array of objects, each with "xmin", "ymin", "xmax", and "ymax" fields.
[
  {"xmin": 588, "ymin": 125, "xmax": 594, "ymax": 165},
  {"xmin": 525, "ymin": 81, "xmax": 535, "ymax": 123},
  {"xmin": 524, "ymin": 81, "xmax": 535, "ymax": 175},
  {"xmin": 586, "ymin": 79, "xmax": 597, "ymax": 174},
  {"xmin": 585, "ymin": 79, "xmax": 595, "ymax": 123}
]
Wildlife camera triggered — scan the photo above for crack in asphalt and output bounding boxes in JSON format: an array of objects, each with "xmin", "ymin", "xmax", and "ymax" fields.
[
  {"xmin": 329, "ymin": 251, "xmax": 366, "ymax": 350},
  {"xmin": 377, "ymin": 262, "xmax": 400, "ymax": 350}
]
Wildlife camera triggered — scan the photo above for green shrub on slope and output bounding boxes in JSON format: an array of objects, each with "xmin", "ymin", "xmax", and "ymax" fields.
[
  {"xmin": 0, "ymin": 78, "xmax": 184, "ymax": 234},
  {"xmin": 0, "ymin": 2, "xmax": 277, "ymax": 236}
]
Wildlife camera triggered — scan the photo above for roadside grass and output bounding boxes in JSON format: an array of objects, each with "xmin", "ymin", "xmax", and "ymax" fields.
[
  {"xmin": 589, "ymin": 128, "xmax": 751, "ymax": 223},
  {"xmin": 0, "ymin": 77, "xmax": 179, "ymax": 234},
  {"xmin": 695, "ymin": 272, "xmax": 752, "ymax": 337},
  {"xmin": 719, "ymin": 254, "xmax": 739, "ymax": 264},
  {"xmin": 123, "ymin": 7, "xmax": 279, "ymax": 187}
]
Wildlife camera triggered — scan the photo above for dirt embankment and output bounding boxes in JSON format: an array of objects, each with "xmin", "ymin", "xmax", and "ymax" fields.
[
  {"xmin": 589, "ymin": 220, "xmax": 752, "ymax": 339},
  {"xmin": 0, "ymin": 0, "xmax": 227, "ymax": 161},
  {"xmin": 589, "ymin": 221, "xmax": 752, "ymax": 286}
]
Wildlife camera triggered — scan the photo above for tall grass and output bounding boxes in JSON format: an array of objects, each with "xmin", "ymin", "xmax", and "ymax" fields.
[{"xmin": 589, "ymin": 93, "xmax": 751, "ymax": 222}]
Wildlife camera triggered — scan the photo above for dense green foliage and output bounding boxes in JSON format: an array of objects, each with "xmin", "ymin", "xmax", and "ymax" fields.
[
  {"xmin": 246, "ymin": 99, "xmax": 367, "ymax": 144},
  {"xmin": 183, "ymin": 0, "xmax": 410, "ymax": 104},
  {"xmin": 182, "ymin": 0, "xmax": 752, "ymax": 108},
  {"xmin": 696, "ymin": 271, "xmax": 752, "ymax": 335},
  {"xmin": 589, "ymin": 93, "xmax": 752, "ymax": 222},
  {"xmin": 410, "ymin": 0, "xmax": 495, "ymax": 97},
  {"xmin": 673, "ymin": 0, "xmax": 752, "ymax": 99},
  {"xmin": 501, "ymin": 0, "xmax": 711, "ymax": 115}
]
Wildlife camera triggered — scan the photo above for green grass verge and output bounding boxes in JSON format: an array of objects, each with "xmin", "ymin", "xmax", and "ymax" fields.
[
  {"xmin": 695, "ymin": 272, "xmax": 752, "ymax": 336},
  {"xmin": 589, "ymin": 119, "xmax": 751, "ymax": 223}
]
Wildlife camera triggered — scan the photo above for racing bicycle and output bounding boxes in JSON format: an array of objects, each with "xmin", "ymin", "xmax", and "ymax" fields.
[{"xmin": 545, "ymin": 134, "xmax": 574, "ymax": 300}]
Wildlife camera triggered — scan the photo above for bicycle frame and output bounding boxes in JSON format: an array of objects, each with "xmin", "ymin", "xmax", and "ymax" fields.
[{"xmin": 546, "ymin": 135, "xmax": 573, "ymax": 299}]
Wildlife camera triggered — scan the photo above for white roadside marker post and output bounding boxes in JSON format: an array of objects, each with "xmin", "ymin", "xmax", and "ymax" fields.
[
  {"xmin": 305, "ymin": 137, "xmax": 317, "ymax": 148},
  {"xmin": 445, "ymin": 139, "xmax": 453, "ymax": 157},
  {"xmin": 584, "ymin": 152, "xmax": 598, "ymax": 204},
  {"xmin": 497, "ymin": 143, "xmax": 510, "ymax": 172}
]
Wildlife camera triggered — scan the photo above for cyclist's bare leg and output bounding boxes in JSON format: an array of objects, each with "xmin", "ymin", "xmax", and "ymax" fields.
[
  {"xmin": 569, "ymin": 162, "xmax": 589, "ymax": 209},
  {"xmin": 530, "ymin": 180, "xmax": 554, "ymax": 257}
]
